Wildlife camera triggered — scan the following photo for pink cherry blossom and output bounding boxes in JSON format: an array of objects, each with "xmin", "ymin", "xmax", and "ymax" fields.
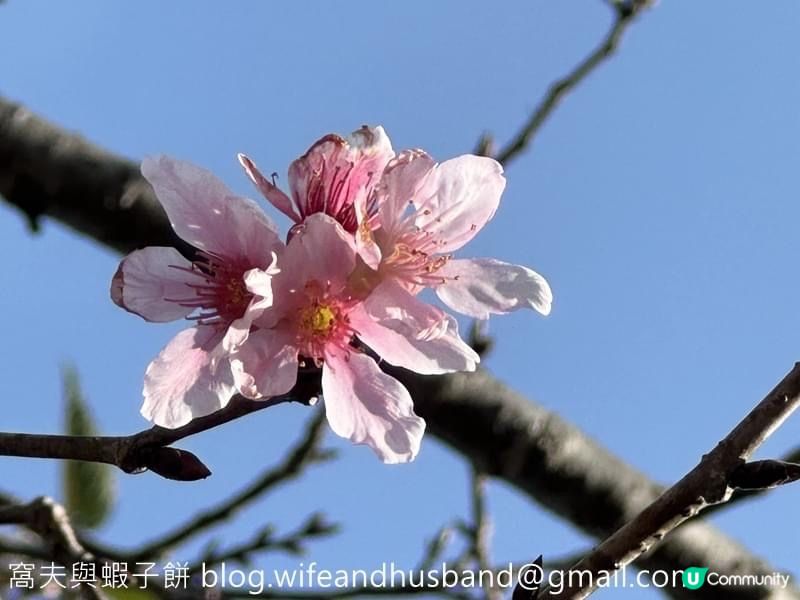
[
  {"xmin": 238, "ymin": 126, "xmax": 394, "ymax": 236},
  {"xmin": 230, "ymin": 214, "xmax": 478, "ymax": 463},
  {"xmin": 111, "ymin": 156, "xmax": 282, "ymax": 428},
  {"xmin": 353, "ymin": 149, "xmax": 553, "ymax": 320}
]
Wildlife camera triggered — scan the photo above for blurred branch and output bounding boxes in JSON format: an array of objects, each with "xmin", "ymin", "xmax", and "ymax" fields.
[
  {"xmin": 467, "ymin": 320, "xmax": 494, "ymax": 358},
  {"xmin": 479, "ymin": 0, "xmax": 648, "ymax": 167},
  {"xmin": 417, "ymin": 525, "xmax": 455, "ymax": 572},
  {"xmin": 468, "ymin": 471, "xmax": 493, "ymax": 577},
  {"xmin": 538, "ymin": 362, "xmax": 800, "ymax": 598},
  {"xmin": 0, "ymin": 534, "xmax": 52, "ymax": 561},
  {"xmin": 187, "ymin": 512, "xmax": 339, "ymax": 572},
  {"xmin": 0, "ymin": 95, "xmax": 187, "ymax": 252},
  {"xmin": 0, "ymin": 496, "xmax": 107, "ymax": 600},
  {"xmin": 84, "ymin": 411, "xmax": 332, "ymax": 562}
]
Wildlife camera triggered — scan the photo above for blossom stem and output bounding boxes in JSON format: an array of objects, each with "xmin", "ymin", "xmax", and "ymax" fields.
[{"xmin": 0, "ymin": 394, "xmax": 296, "ymax": 479}]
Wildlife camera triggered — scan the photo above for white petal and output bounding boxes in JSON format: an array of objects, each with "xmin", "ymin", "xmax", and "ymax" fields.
[
  {"xmin": 413, "ymin": 155, "xmax": 505, "ymax": 253},
  {"xmin": 436, "ymin": 258, "xmax": 552, "ymax": 318},
  {"xmin": 111, "ymin": 247, "xmax": 196, "ymax": 323}
]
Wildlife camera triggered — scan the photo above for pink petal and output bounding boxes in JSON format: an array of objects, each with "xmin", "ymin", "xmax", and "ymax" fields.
[
  {"xmin": 221, "ymin": 263, "xmax": 280, "ymax": 353},
  {"xmin": 142, "ymin": 155, "xmax": 281, "ymax": 261},
  {"xmin": 413, "ymin": 155, "xmax": 506, "ymax": 253},
  {"xmin": 350, "ymin": 282, "xmax": 479, "ymax": 374},
  {"xmin": 229, "ymin": 328, "xmax": 299, "ymax": 399},
  {"xmin": 238, "ymin": 153, "xmax": 301, "ymax": 222},
  {"xmin": 322, "ymin": 351, "xmax": 425, "ymax": 463},
  {"xmin": 353, "ymin": 194, "xmax": 382, "ymax": 270},
  {"xmin": 142, "ymin": 326, "xmax": 235, "ymax": 428},
  {"xmin": 374, "ymin": 149, "xmax": 435, "ymax": 235},
  {"xmin": 436, "ymin": 258, "xmax": 553, "ymax": 318},
  {"xmin": 288, "ymin": 126, "xmax": 394, "ymax": 229},
  {"xmin": 273, "ymin": 214, "xmax": 357, "ymax": 298},
  {"xmin": 111, "ymin": 247, "xmax": 197, "ymax": 323}
]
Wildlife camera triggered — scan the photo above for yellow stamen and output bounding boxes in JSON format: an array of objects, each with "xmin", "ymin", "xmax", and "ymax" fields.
[{"xmin": 300, "ymin": 304, "xmax": 336, "ymax": 336}]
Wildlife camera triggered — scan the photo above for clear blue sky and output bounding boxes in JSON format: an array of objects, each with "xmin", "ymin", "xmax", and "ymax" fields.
[{"xmin": 1, "ymin": 1, "xmax": 799, "ymax": 597}]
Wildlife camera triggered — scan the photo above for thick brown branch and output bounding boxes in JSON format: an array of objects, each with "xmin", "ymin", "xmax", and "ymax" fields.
[{"xmin": 0, "ymin": 97, "xmax": 188, "ymax": 254}]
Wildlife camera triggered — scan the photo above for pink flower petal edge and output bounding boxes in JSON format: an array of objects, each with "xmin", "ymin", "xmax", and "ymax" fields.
[
  {"xmin": 240, "ymin": 126, "xmax": 394, "ymax": 234},
  {"xmin": 322, "ymin": 350, "xmax": 425, "ymax": 464},
  {"xmin": 142, "ymin": 155, "xmax": 280, "ymax": 261},
  {"xmin": 111, "ymin": 246, "xmax": 198, "ymax": 323},
  {"xmin": 141, "ymin": 327, "xmax": 235, "ymax": 428},
  {"xmin": 114, "ymin": 156, "xmax": 283, "ymax": 429},
  {"xmin": 349, "ymin": 281, "xmax": 479, "ymax": 374}
]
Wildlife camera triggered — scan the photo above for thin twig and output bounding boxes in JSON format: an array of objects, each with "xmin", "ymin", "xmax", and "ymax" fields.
[
  {"xmin": 486, "ymin": 1, "xmax": 646, "ymax": 167},
  {"xmin": 416, "ymin": 526, "xmax": 455, "ymax": 573},
  {"xmin": 84, "ymin": 411, "xmax": 332, "ymax": 562},
  {"xmin": 0, "ymin": 393, "xmax": 301, "ymax": 480},
  {"xmin": 187, "ymin": 513, "xmax": 339, "ymax": 573},
  {"xmin": 538, "ymin": 362, "xmax": 800, "ymax": 598},
  {"xmin": 469, "ymin": 470, "xmax": 500, "ymax": 600}
]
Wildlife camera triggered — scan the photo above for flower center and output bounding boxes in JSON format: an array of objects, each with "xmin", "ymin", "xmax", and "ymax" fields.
[
  {"xmin": 221, "ymin": 277, "xmax": 250, "ymax": 316},
  {"xmin": 300, "ymin": 304, "xmax": 337, "ymax": 336},
  {"xmin": 167, "ymin": 251, "xmax": 253, "ymax": 328},
  {"xmin": 294, "ymin": 280, "xmax": 357, "ymax": 364}
]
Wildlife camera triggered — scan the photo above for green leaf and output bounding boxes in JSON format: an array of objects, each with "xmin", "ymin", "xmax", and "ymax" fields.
[{"xmin": 61, "ymin": 364, "xmax": 115, "ymax": 529}]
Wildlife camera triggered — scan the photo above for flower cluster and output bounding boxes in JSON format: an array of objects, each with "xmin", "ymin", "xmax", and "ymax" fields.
[{"xmin": 111, "ymin": 126, "xmax": 552, "ymax": 463}]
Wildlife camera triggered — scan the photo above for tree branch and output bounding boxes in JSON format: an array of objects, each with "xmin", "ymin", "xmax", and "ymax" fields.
[
  {"xmin": 187, "ymin": 512, "xmax": 339, "ymax": 573},
  {"xmin": 0, "ymin": 393, "xmax": 301, "ymax": 480},
  {"xmin": 401, "ymin": 367, "xmax": 799, "ymax": 599},
  {"xmin": 537, "ymin": 362, "xmax": 800, "ymax": 598},
  {"xmin": 481, "ymin": 0, "xmax": 649, "ymax": 167},
  {"xmin": 2, "ymin": 58, "xmax": 798, "ymax": 598},
  {"xmin": 84, "ymin": 410, "xmax": 332, "ymax": 562},
  {"xmin": 0, "ymin": 496, "xmax": 107, "ymax": 600}
]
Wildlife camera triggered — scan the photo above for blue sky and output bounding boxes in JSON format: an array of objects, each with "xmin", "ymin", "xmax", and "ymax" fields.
[{"xmin": 1, "ymin": 1, "xmax": 799, "ymax": 597}]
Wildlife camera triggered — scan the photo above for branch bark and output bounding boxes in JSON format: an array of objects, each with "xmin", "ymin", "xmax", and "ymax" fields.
[{"xmin": 0, "ymin": 394, "xmax": 295, "ymax": 480}]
